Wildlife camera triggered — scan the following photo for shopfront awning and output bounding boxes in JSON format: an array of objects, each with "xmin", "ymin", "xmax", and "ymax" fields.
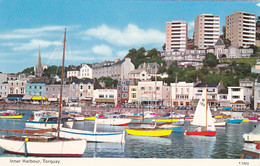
[
  {"xmin": 22, "ymin": 95, "xmax": 32, "ymax": 100},
  {"xmin": 32, "ymin": 96, "xmax": 47, "ymax": 100},
  {"xmin": 48, "ymin": 98, "xmax": 58, "ymax": 102},
  {"xmin": 139, "ymin": 99, "xmax": 163, "ymax": 102},
  {"xmin": 7, "ymin": 94, "xmax": 24, "ymax": 100},
  {"xmin": 95, "ymin": 99, "xmax": 114, "ymax": 103}
]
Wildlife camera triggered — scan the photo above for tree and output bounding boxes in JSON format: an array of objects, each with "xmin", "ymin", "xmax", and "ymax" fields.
[
  {"xmin": 191, "ymin": 45, "xmax": 198, "ymax": 50},
  {"xmin": 203, "ymin": 53, "xmax": 219, "ymax": 68},
  {"xmin": 19, "ymin": 67, "xmax": 34, "ymax": 75},
  {"xmin": 162, "ymin": 43, "xmax": 166, "ymax": 51}
]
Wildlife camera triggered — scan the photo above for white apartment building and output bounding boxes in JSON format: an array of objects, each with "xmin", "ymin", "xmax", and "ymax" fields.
[
  {"xmin": 79, "ymin": 64, "xmax": 93, "ymax": 79},
  {"xmin": 228, "ymin": 86, "xmax": 252, "ymax": 110},
  {"xmin": 138, "ymin": 81, "xmax": 170, "ymax": 106},
  {"xmin": 170, "ymin": 82, "xmax": 194, "ymax": 107},
  {"xmin": 166, "ymin": 21, "xmax": 188, "ymax": 52},
  {"xmin": 226, "ymin": 11, "xmax": 256, "ymax": 47},
  {"xmin": 194, "ymin": 14, "xmax": 220, "ymax": 49},
  {"xmin": 93, "ymin": 89, "xmax": 117, "ymax": 105}
]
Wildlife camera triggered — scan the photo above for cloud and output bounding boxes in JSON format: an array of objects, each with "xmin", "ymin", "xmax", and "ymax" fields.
[
  {"xmin": 0, "ymin": 25, "xmax": 69, "ymax": 40},
  {"xmin": 92, "ymin": 45, "xmax": 113, "ymax": 56},
  {"xmin": 116, "ymin": 50, "xmax": 128, "ymax": 58},
  {"xmin": 257, "ymin": 2, "xmax": 260, "ymax": 7},
  {"xmin": 188, "ymin": 21, "xmax": 194, "ymax": 31},
  {"xmin": 13, "ymin": 39, "xmax": 62, "ymax": 51},
  {"xmin": 84, "ymin": 24, "xmax": 165, "ymax": 46},
  {"xmin": 32, "ymin": 50, "xmax": 94, "ymax": 62}
]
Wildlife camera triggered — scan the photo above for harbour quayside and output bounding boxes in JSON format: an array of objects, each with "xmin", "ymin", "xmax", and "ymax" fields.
[{"xmin": 0, "ymin": 28, "xmax": 87, "ymax": 157}]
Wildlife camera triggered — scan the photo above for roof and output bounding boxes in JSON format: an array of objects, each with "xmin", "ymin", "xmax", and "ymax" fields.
[
  {"xmin": 113, "ymin": 59, "xmax": 125, "ymax": 66},
  {"xmin": 129, "ymin": 69, "xmax": 146, "ymax": 74},
  {"xmin": 218, "ymin": 89, "xmax": 228, "ymax": 94},
  {"xmin": 68, "ymin": 68, "xmax": 79, "ymax": 72},
  {"xmin": 194, "ymin": 83, "xmax": 218, "ymax": 87},
  {"xmin": 215, "ymin": 38, "xmax": 225, "ymax": 46},
  {"xmin": 71, "ymin": 78, "xmax": 93, "ymax": 84},
  {"xmin": 234, "ymin": 100, "xmax": 246, "ymax": 104}
]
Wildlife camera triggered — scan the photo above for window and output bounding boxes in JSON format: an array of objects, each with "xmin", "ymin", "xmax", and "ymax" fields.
[
  {"xmin": 131, "ymin": 88, "xmax": 136, "ymax": 91},
  {"xmin": 80, "ymin": 93, "xmax": 82, "ymax": 97},
  {"xmin": 198, "ymin": 90, "xmax": 203, "ymax": 92},
  {"xmin": 123, "ymin": 86, "xmax": 128, "ymax": 91},
  {"xmin": 40, "ymin": 86, "xmax": 42, "ymax": 89},
  {"xmin": 109, "ymin": 95, "xmax": 114, "ymax": 98},
  {"xmin": 80, "ymin": 85, "xmax": 83, "ymax": 89},
  {"xmin": 99, "ymin": 95, "xmax": 104, "ymax": 98},
  {"xmin": 156, "ymin": 87, "xmax": 160, "ymax": 90},
  {"xmin": 46, "ymin": 88, "xmax": 48, "ymax": 91},
  {"xmin": 30, "ymin": 86, "xmax": 31, "ymax": 89},
  {"xmin": 232, "ymin": 96, "xmax": 239, "ymax": 99},
  {"xmin": 118, "ymin": 87, "xmax": 121, "ymax": 91},
  {"xmin": 88, "ymin": 85, "xmax": 91, "ymax": 90},
  {"xmin": 141, "ymin": 87, "xmax": 145, "ymax": 90},
  {"xmin": 39, "ymin": 92, "xmax": 42, "ymax": 96},
  {"xmin": 132, "ymin": 93, "xmax": 136, "ymax": 98},
  {"xmin": 122, "ymin": 93, "xmax": 127, "ymax": 98},
  {"xmin": 10, "ymin": 87, "xmax": 13, "ymax": 94},
  {"xmin": 35, "ymin": 86, "xmax": 37, "ymax": 89}
]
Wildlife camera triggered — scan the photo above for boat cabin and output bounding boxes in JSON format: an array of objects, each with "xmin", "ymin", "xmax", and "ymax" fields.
[{"xmin": 39, "ymin": 116, "xmax": 58, "ymax": 123}]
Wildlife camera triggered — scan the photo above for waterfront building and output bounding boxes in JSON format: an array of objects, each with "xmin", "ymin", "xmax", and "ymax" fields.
[
  {"xmin": 92, "ymin": 58, "xmax": 134, "ymax": 80},
  {"xmin": 214, "ymin": 38, "xmax": 253, "ymax": 59},
  {"xmin": 93, "ymin": 89, "xmax": 117, "ymax": 106},
  {"xmin": 69, "ymin": 78, "xmax": 94, "ymax": 104},
  {"xmin": 26, "ymin": 82, "xmax": 46, "ymax": 97},
  {"xmin": 128, "ymin": 80, "xmax": 138, "ymax": 105},
  {"xmin": 166, "ymin": 20, "xmax": 188, "ymax": 52},
  {"xmin": 227, "ymin": 86, "xmax": 252, "ymax": 110},
  {"xmin": 194, "ymin": 14, "xmax": 220, "ymax": 49},
  {"xmin": 129, "ymin": 69, "xmax": 148, "ymax": 81},
  {"xmin": 8, "ymin": 80, "xmax": 27, "ymax": 95},
  {"xmin": 0, "ymin": 82, "xmax": 8, "ymax": 99},
  {"xmin": 117, "ymin": 80, "xmax": 130, "ymax": 105},
  {"xmin": 45, "ymin": 82, "xmax": 70, "ymax": 103},
  {"xmin": 193, "ymin": 82, "xmax": 225, "ymax": 107},
  {"xmin": 170, "ymin": 82, "xmax": 194, "ymax": 107},
  {"xmin": 217, "ymin": 89, "xmax": 230, "ymax": 107},
  {"xmin": 254, "ymin": 81, "xmax": 260, "ymax": 110},
  {"xmin": 226, "ymin": 11, "xmax": 256, "ymax": 47},
  {"xmin": 79, "ymin": 63, "xmax": 93, "ymax": 79},
  {"xmin": 138, "ymin": 81, "xmax": 170, "ymax": 106}
]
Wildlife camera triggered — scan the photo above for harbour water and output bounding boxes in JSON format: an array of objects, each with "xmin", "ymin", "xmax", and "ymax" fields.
[{"xmin": 0, "ymin": 110, "xmax": 258, "ymax": 159}]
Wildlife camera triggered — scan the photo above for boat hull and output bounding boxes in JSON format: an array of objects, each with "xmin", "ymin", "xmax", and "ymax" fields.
[
  {"xmin": 125, "ymin": 128, "xmax": 172, "ymax": 137},
  {"xmin": 73, "ymin": 116, "xmax": 85, "ymax": 121},
  {"xmin": 25, "ymin": 121, "xmax": 60, "ymax": 129},
  {"xmin": 84, "ymin": 116, "xmax": 96, "ymax": 121},
  {"xmin": 226, "ymin": 119, "xmax": 243, "ymax": 124},
  {"xmin": 214, "ymin": 121, "xmax": 227, "ymax": 127},
  {"xmin": 0, "ymin": 137, "xmax": 86, "ymax": 157},
  {"xmin": 59, "ymin": 127, "xmax": 125, "ymax": 143},
  {"xmin": 97, "ymin": 118, "xmax": 131, "ymax": 126},
  {"xmin": 184, "ymin": 131, "xmax": 216, "ymax": 136},
  {"xmin": 0, "ymin": 115, "xmax": 22, "ymax": 119}
]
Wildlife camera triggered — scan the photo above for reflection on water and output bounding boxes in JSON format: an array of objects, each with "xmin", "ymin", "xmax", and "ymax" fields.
[{"xmin": 0, "ymin": 110, "xmax": 259, "ymax": 159}]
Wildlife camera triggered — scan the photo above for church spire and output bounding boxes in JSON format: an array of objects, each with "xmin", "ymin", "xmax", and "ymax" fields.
[{"xmin": 35, "ymin": 45, "xmax": 42, "ymax": 77}]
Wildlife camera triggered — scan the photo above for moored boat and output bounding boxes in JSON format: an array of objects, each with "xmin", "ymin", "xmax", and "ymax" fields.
[
  {"xmin": 97, "ymin": 114, "xmax": 131, "ymax": 126},
  {"xmin": 243, "ymin": 124, "xmax": 260, "ymax": 143},
  {"xmin": 240, "ymin": 141, "xmax": 260, "ymax": 159},
  {"xmin": 0, "ymin": 110, "xmax": 22, "ymax": 119},
  {"xmin": 184, "ymin": 88, "xmax": 216, "ymax": 137},
  {"xmin": 125, "ymin": 128, "xmax": 172, "ymax": 137},
  {"xmin": 226, "ymin": 119, "xmax": 243, "ymax": 124}
]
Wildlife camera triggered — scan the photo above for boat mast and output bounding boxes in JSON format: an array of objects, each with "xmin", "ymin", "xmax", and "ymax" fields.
[
  {"xmin": 155, "ymin": 62, "xmax": 157, "ymax": 125},
  {"xmin": 57, "ymin": 28, "xmax": 66, "ymax": 140},
  {"xmin": 205, "ymin": 84, "xmax": 208, "ymax": 132}
]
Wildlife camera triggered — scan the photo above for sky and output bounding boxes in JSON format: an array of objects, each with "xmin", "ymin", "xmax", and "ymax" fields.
[{"xmin": 0, "ymin": 0, "xmax": 259, "ymax": 73}]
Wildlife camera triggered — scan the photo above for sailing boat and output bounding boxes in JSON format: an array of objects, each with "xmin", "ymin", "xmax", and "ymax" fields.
[
  {"xmin": 0, "ymin": 28, "xmax": 87, "ymax": 157},
  {"xmin": 184, "ymin": 87, "xmax": 216, "ymax": 136},
  {"xmin": 125, "ymin": 62, "xmax": 173, "ymax": 137}
]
